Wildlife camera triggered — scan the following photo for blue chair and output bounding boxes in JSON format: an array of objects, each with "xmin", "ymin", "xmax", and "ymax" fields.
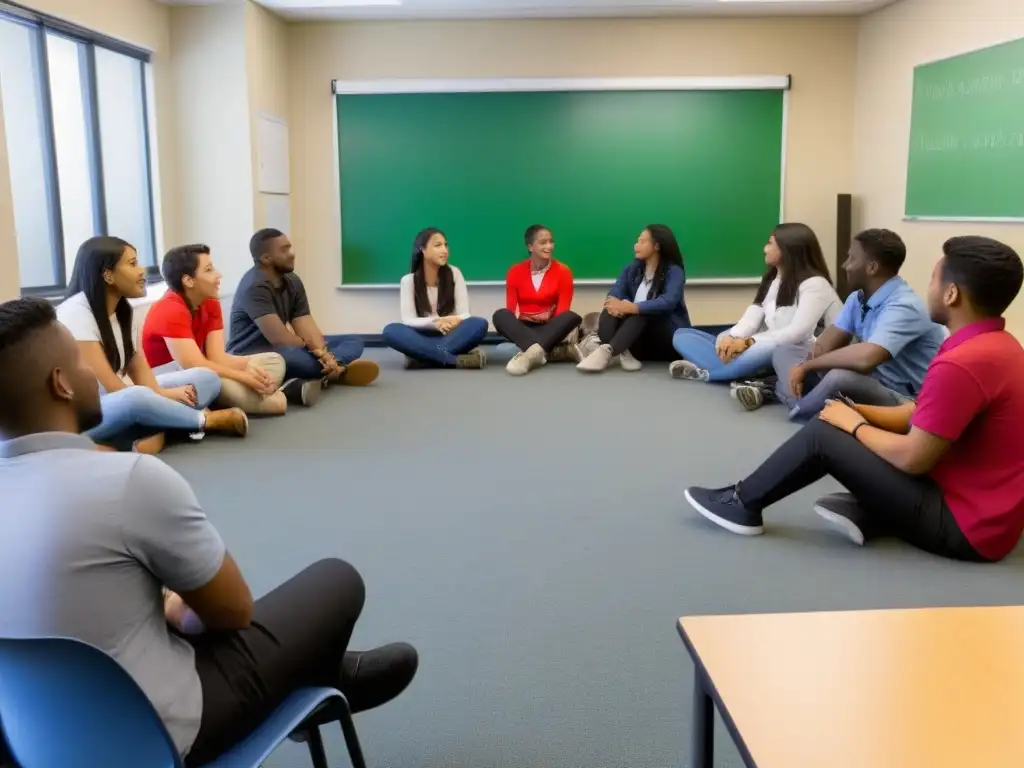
[{"xmin": 0, "ymin": 637, "xmax": 368, "ymax": 768}]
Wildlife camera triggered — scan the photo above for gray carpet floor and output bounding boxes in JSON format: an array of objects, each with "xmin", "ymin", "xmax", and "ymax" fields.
[{"xmin": 161, "ymin": 348, "xmax": 1024, "ymax": 768}]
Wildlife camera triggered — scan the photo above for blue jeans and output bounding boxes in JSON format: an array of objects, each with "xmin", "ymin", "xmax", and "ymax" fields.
[
  {"xmin": 671, "ymin": 328, "xmax": 776, "ymax": 383},
  {"xmin": 771, "ymin": 342, "xmax": 906, "ymax": 418},
  {"xmin": 382, "ymin": 318, "xmax": 488, "ymax": 366},
  {"xmin": 87, "ymin": 367, "xmax": 222, "ymax": 443},
  {"xmin": 276, "ymin": 335, "xmax": 365, "ymax": 380}
]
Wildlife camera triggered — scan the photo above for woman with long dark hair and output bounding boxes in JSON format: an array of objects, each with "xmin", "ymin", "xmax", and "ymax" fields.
[
  {"xmin": 670, "ymin": 222, "xmax": 842, "ymax": 410},
  {"xmin": 56, "ymin": 236, "xmax": 248, "ymax": 452},
  {"xmin": 577, "ymin": 224, "xmax": 690, "ymax": 373},
  {"xmin": 492, "ymin": 224, "xmax": 583, "ymax": 376},
  {"xmin": 381, "ymin": 228, "xmax": 488, "ymax": 368}
]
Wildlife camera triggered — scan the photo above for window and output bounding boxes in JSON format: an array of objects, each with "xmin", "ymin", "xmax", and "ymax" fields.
[{"xmin": 0, "ymin": 4, "xmax": 158, "ymax": 296}]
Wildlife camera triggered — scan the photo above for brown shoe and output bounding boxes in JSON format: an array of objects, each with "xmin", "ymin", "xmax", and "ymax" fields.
[
  {"xmin": 455, "ymin": 348, "xmax": 486, "ymax": 369},
  {"xmin": 340, "ymin": 359, "xmax": 380, "ymax": 386},
  {"xmin": 203, "ymin": 408, "xmax": 249, "ymax": 436}
]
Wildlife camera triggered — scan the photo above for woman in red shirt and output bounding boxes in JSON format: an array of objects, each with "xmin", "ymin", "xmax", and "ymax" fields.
[{"xmin": 492, "ymin": 224, "xmax": 583, "ymax": 376}]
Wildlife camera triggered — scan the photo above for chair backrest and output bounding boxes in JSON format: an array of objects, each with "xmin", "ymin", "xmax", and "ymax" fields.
[{"xmin": 0, "ymin": 637, "xmax": 182, "ymax": 768}]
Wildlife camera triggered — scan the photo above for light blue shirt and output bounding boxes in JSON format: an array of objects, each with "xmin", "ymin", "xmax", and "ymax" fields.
[
  {"xmin": 834, "ymin": 276, "xmax": 946, "ymax": 396},
  {"xmin": 0, "ymin": 432, "xmax": 225, "ymax": 756}
]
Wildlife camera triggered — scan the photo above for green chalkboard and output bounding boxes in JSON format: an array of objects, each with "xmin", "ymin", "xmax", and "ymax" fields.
[
  {"xmin": 906, "ymin": 37, "xmax": 1024, "ymax": 219},
  {"xmin": 336, "ymin": 89, "xmax": 784, "ymax": 283}
]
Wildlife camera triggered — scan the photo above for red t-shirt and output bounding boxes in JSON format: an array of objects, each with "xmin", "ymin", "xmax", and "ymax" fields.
[
  {"xmin": 910, "ymin": 318, "xmax": 1024, "ymax": 561},
  {"xmin": 141, "ymin": 291, "xmax": 224, "ymax": 368},
  {"xmin": 505, "ymin": 259, "xmax": 574, "ymax": 322}
]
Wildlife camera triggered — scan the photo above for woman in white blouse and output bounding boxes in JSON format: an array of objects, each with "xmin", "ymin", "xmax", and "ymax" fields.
[
  {"xmin": 669, "ymin": 223, "xmax": 841, "ymax": 408},
  {"xmin": 381, "ymin": 228, "xmax": 489, "ymax": 368}
]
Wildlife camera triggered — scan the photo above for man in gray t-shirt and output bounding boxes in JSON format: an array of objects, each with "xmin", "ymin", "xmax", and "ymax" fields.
[{"xmin": 0, "ymin": 298, "xmax": 418, "ymax": 763}]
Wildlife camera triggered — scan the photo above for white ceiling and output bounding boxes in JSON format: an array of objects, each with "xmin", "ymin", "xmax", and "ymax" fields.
[{"xmin": 163, "ymin": 0, "xmax": 900, "ymax": 21}]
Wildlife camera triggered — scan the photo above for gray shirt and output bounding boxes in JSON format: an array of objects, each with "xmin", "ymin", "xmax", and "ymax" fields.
[{"xmin": 0, "ymin": 433, "xmax": 226, "ymax": 756}]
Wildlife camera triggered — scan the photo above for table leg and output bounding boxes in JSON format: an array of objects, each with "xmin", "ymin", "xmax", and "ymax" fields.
[{"xmin": 692, "ymin": 667, "xmax": 714, "ymax": 768}]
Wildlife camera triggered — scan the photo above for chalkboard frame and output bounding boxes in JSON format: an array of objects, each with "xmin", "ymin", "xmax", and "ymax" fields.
[{"xmin": 331, "ymin": 76, "xmax": 792, "ymax": 288}]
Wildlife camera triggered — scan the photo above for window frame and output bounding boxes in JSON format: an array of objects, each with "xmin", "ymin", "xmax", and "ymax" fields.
[{"xmin": 0, "ymin": 1, "xmax": 161, "ymax": 297}]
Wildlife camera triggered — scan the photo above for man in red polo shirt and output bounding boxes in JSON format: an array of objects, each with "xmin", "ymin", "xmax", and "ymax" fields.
[
  {"xmin": 142, "ymin": 245, "xmax": 320, "ymax": 415},
  {"xmin": 683, "ymin": 235, "xmax": 1024, "ymax": 562}
]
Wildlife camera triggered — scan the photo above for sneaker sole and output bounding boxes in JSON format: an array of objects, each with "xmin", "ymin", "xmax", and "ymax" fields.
[
  {"xmin": 684, "ymin": 489, "xmax": 764, "ymax": 536},
  {"xmin": 734, "ymin": 388, "xmax": 763, "ymax": 411},
  {"xmin": 813, "ymin": 504, "xmax": 866, "ymax": 546},
  {"xmin": 669, "ymin": 365, "xmax": 704, "ymax": 381},
  {"xmin": 301, "ymin": 380, "xmax": 323, "ymax": 407}
]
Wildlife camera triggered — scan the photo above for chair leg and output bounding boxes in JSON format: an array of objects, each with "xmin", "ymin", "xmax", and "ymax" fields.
[
  {"xmin": 306, "ymin": 726, "xmax": 330, "ymax": 768},
  {"xmin": 339, "ymin": 709, "xmax": 368, "ymax": 768}
]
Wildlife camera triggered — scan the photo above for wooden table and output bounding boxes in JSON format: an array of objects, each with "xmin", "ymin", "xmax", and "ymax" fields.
[{"xmin": 677, "ymin": 606, "xmax": 1024, "ymax": 767}]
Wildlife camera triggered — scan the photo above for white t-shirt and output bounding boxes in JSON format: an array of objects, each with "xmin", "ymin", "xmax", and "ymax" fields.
[
  {"xmin": 721, "ymin": 276, "xmax": 842, "ymax": 347},
  {"xmin": 632, "ymin": 268, "xmax": 656, "ymax": 304},
  {"xmin": 399, "ymin": 267, "xmax": 472, "ymax": 329},
  {"xmin": 57, "ymin": 291, "xmax": 141, "ymax": 384}
]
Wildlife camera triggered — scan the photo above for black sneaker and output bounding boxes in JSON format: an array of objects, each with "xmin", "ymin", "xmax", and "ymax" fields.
[
  {"xmin": 684, "ymin": 485, "xmax": 764, "ymax": 535},
  {"xmin": 813, "ymin": 493, "xmax": 875, "ymax": 546},
  {"xmin": 281, "ymin": 378, "xmax": 322, "ymax": 407},
  {"xmin": 340, "ymin": 642, "xmax": 419, "ymax": 714}
]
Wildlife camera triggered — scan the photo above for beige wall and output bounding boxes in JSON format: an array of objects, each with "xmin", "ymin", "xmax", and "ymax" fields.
[
  {"xmin": 288, "ymin": 17, "xmax": 859, "ymax": 333},
  {"xmin": 247, "ymin": 1, "xmax": 292, "ymax": 233},
  {"xmin": 169, "ymin": 1, "xmax": 255, "ymax": 293},
  {"xmin": 0, "ymin": 92, "xmax": 18, "ymax": 301},
  {"xmin": 853, "ymin": 0, "xmax": 1024, "ymax": 335}
]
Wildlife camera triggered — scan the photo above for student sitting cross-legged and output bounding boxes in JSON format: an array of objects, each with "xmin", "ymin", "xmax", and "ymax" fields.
[
  {"xmin": 684, "ymin": 236, "xmax": 1024, "ymax": 563},
  {"xmin": 142, "ymin": 244, "xmax": 322, "ymax": 415},
  {"xmin": 492, "ymin": 224, "xmax": 583, "ymax": 376},
  {"xmin": 0, "ymin": 297, "xmax": 419, "ymax": 765},
  {"xmin": 670, "ymin": 223, "xmax": 842, "ymax": 409},
  {"xmin": 773, "ymin": 228, "xmax": 946, "ymax": 419},
  {"xmin": 577, "ymin": 224, "xmax": 691, "ymax": 373},
  {"xmin": 381, "ymin": 228, "xmax": 488, "ymax": 369},
  {"xmin": 56, "ymin": 236, "xmax": 248, "ymax": 454},
  {"xmin": 227, "ymin": 228, "xmax": 380, "ymax": 387}
]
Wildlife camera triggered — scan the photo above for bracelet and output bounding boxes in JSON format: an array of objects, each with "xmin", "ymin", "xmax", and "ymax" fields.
[{"xmin": 852, "ymin": 422, "xmax": 868, "ymax": 441}]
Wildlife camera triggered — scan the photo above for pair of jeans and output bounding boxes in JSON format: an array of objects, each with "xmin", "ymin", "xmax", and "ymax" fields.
[
  {"xmin": 275, "ymin": 335, "xmax": 365, "ymax": 380},
  {"xmin": 86, "ymin": 367, "xmax": 222, "ymax": 444},
  {"xmin": 597, "ymin": 311, "xmax": 680, "ymax": 361},
  {"xmin": 737, "ymin": 419, "xmax": 983, "ymax": 561},
  {"xmin": 492, "ymin": 309, "xmax": 582, "ymax": 353},
  {"xmin": 771, "ymin": 342, "xmax": 905, "ymax": 417},
  {"xmin": 381, "ymin": 317, "xmax": 489, "ymax": 366},
  {"xmin": 671, "ymin": 329, "xmax": 776, "ymax": 382},
  {"xmin": 184, "ymin": 559, "xmax": 367, "ymax": 765}
]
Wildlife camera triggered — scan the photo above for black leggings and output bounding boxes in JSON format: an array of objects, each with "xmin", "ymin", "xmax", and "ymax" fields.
[
  {"xmin": 185, "ymin": 559, "xmax": 366, "ymax": 765},
  {"xmin": 597, "ymin": 310, "xmax": 678, "ymax": 361},
  {"xmin": 492, "ymin": 309, "xmax": 582, "ymax": 353},
  {"xmin": 739, "ymin": 419, "xmax": 983, "ymax": 561}
]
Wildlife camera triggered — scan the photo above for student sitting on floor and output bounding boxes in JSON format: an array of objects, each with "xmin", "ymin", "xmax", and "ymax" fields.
[
  {"xmin": 670, "ymin": 222, "xmax": 842, "ymax": 410},
  {"xmin": 492, "ymin": 224, "xmax": 583, "ymax": 376},
  {"xmin": 577, "ymin": 224, "xmax": 690, "ymax": 373},
  {"xmin": 227, "ymin": 228, "xmax": 380, "ymax": 387},
  {"xmin": 381, "ymin": 227, "xmax": 488, "ymax": 369},
  {"xmin": 57, "ymin": 236, "xmax": 247, "ymax": 454},
  {"xmin": 142, "ymin": 244, "xmax": 322, "ymax": 414},
  {"xmin": 0, "ymin": 297, "xmax": 419, "ymax": 765},
  {"xmin": 684, "ymin": 236, "xmax": 1024, "ymax": 563},
  {"xmin": 773, "ymin": 228, "xmax": 945, "ymax": 418}
]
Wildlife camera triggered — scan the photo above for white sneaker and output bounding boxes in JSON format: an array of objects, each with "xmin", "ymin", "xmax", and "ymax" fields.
[
  {"xmin": 669, "ymin": 360, "xmax": 710, "ymax": 381},
  {"xmin": 577, "ymin": 343, "xmax": 614, "ymax": 373},
  {"xmin": 577, "ymin": 333, "xmax": 601, "ymax": 360},
  {"xmin": 619, "ymin": 350, "xmax": 643, "ymax": 372},
  {"xmin": 506, "ymin": 343, "xmax": 546, "ymax": 376}
]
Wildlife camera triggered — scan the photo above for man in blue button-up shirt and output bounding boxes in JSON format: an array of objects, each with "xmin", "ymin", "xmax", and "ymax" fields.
[{"xmin": 775, "ymin": 228, "xmax": 946, "ymax": 417}]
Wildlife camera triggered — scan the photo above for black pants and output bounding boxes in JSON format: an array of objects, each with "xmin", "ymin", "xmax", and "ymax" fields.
[
  {"xmin": 184, "ymin": 559, "xmax": 366, "ymax": 765},
  {"xmin": 739, "ymin": 419, "xmax": 983, "ymax": 561},
  {"xmin": 597, "ymin": 310, "xmax": 679, "ymax": 361},
  {"xmin": 492, "ymin": 309, "xmax": 582, "ymax": 353}
]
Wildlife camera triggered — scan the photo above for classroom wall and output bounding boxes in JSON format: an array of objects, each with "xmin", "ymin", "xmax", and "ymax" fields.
[
  {"xmin": 853, "ymin": 0, "xmax": 1024, "ymax": 335},
  {"xmin": 0, "ymin": 93, "xmax": 18, "ymax": 302},
  {"xmin": 288, "ymin": 17, "xmax": 859, "ymax": 333}
]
